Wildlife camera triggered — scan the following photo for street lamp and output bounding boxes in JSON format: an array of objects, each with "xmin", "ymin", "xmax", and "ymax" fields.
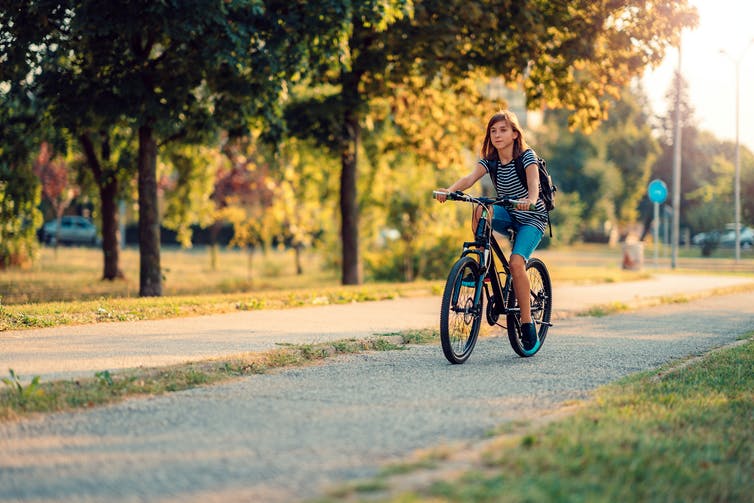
[{"xmin": 720, "ymin": 38, "xmax": 754, "ymax": 262}]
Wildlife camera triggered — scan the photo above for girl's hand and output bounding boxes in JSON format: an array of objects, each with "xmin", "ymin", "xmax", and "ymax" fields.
[
  {"xmin": 514, "ymin": 199, "xmax": 537, "ymax": 211},
  {"xmin": 434, "ymin": 189, "xmax": 450, "ymax": 203}
]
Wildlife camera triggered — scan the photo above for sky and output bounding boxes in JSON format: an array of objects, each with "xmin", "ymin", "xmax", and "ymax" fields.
[{"xmin": 641, "ymin": 0, "xmax": 754, "ymax": 152}]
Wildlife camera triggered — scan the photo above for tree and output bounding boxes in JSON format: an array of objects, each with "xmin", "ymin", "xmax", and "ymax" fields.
[
  {"xmin": 33, "ymin": 142, "xmax": 79, "ymax": 250},
  {"xmin": 4, "ymin": 1, "xmax": 338, "ymax": 295},
  {"xmin": 288, "ymin": 0, "xmax": 697, "ymax": 284},
  {"xmin": 0, "ymin": 89, "xmax": 44, "ymax": 268},
  {"xmin": 161, "ymin": 144, "xmax": 222, "ymax": 249},
  {"xmin": 214, "ymin": 136, "xmax": 279, "ymax": 281},
  {"xmin": 606, "ymin": 89, "xmax": 659, "ymax": 224},
  {"xmin": 537, "ymin": 85, "xmax": 659, "ymax": 244},
  {"xmin": 77, "ymin": 128, "xmax": 136, "ymax": 280},
  {"xmin": 274, "ymin": 138, "xmax": 339, "ymax": 276}
]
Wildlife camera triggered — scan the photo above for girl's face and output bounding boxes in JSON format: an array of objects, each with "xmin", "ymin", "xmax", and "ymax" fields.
[{"xmin": 489, "ymin": 119, "xmax": 518, "ymax": 151}]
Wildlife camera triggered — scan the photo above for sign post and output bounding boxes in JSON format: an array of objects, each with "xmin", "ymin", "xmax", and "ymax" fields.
[{"xmin": 648, "ymin": 179, "xmax": 668, "ymax": 267}]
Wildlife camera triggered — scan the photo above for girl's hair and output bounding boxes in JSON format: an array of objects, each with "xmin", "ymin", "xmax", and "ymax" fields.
[{"xmin": 480, "ymin": 110, "xmax": 529, "ymax": 161}]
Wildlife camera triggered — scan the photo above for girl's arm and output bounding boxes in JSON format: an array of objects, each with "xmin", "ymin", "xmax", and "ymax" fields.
[
  {"xmin": 516, "ymin": 161, "xmax": 540, "ymax": 210},
  {"xmin": 435, "ymin": 162, "xmax": 487, "ymax": 202}
]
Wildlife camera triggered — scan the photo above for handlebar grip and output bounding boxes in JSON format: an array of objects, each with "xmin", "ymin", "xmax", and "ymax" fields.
[
  {"xmin": 432, "ymin": 190, "xmax": 448, "ymax": 200},
  {"xmin": 508, "ymin": 199, "xmax": 537, "ymax": 211}
]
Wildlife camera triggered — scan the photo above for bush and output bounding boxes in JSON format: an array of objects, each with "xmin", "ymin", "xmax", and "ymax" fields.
[{"xmin": 364, "ymin": 231, "xmax": 463, "ymax": 282}]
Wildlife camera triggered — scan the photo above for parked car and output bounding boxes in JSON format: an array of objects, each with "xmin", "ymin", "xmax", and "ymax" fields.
[
  {"xmin": 41, "ymin": 216, "xmax": 99, "ymax": 246},
  {"xmin": 719, "ymin": 225, "xmax": 754, "ymax": 249},
  {"xmin": 691, "ymin": 230, "xmax": 720, "ymax": 246}
]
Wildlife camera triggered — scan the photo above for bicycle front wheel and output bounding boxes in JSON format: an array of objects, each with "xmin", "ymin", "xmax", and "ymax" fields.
[
  {"xmin": 440, "ymin": 256, "xmax": 483, "ymax": 364},
  {"xmin": 506, "ymin": 257, "xmax": 552, "ymax": 357}
]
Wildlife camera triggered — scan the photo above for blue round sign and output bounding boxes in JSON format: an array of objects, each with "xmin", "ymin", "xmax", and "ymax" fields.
[{"xmin": 648, "ymin": 179, "xmax": 668, "ymax": 204}]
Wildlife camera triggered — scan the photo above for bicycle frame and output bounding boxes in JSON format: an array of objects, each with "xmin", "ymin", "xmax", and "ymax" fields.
[{"xmin": 458, "ymin": 202, "xmax": 518, "ymax": 324}]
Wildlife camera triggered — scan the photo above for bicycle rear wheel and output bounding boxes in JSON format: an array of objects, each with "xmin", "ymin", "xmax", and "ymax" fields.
[
  {"xmin": 506, "ymin": 257, "xmax": 552, "ymax": 357},
  {"xmin": 440, "ymin": 256, "xmax": 483, "ymax": 364}
]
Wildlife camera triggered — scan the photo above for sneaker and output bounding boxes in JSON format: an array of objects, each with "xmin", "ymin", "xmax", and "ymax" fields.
[{"xmin": 521, "ymin": 322, "xmax": 539, "ymax": 351}]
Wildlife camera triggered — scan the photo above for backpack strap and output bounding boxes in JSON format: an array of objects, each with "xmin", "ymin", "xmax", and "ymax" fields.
[
  {"xmin": 514, "ymin": 154, "xmax": 553, "ymax": 238},
  {"xmin": 485, "ymin": 158, "xmax": 497, "ymax": 184},
  {"xmin": 513, "ymin": 154, "xmax": 528, "ymax": 190}
]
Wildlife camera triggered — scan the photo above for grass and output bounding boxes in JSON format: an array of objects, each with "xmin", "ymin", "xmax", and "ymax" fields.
[
  {"xmin": 0, "ymin": 328, "xmax": 436, "ymax": 422},
  {"xmin": 0, "ymin": 281, "xmax": 443, "ymax": 331},
  {"xmin": 322, "ymin": 334, "xmax": 754, "ymax": 502},
  {"xmin": 0, "ymin": 245, "xmax": 339, "ymax": 305},
  {"xmin": 0, "ymin": 245, "xmax": 662, "ymax": 331}
]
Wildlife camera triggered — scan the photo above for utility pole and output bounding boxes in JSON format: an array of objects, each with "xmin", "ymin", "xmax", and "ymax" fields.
[
  {"xmin": 720, "ymin": 38, "xmax": 754, "ymax": 262},
  {"xmin": 671, "ymin": 42, "xmax": 682, "ymax": 269}
]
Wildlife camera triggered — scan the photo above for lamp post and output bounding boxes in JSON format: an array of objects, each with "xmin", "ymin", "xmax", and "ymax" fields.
[{"xmin": 720, "ymin": 38, "xmax": 754, "ymax": 262}]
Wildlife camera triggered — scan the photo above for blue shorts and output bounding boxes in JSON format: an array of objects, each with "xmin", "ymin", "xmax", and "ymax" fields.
[{"xmin": 491, "ymin": 207, "xmax": 543, "ymax": 261}]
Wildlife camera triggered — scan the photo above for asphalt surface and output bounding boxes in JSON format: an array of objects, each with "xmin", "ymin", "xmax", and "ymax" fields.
[{"xmin": 1, "ymin": 273, "xmax": 754, "ymax": 502}]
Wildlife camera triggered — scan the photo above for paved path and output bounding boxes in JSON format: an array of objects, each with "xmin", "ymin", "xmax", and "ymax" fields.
[
  {"xmin": 1, "ymin": 277, "xmax": 753, "ymax": 502},
  {"xmin": 1, "ymin": 274, "xmax": 753, "ymax": 383}
]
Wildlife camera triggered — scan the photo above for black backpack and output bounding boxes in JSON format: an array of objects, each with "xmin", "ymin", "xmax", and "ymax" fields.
[{"xmin": 488, "ymin": 152, "xmax": 557, "ymax": 236}]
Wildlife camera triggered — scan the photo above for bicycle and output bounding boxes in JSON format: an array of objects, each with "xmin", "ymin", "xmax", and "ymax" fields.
[{"xmin": 433, "ymin": 190, "xmax": 553, "ymax": 363}]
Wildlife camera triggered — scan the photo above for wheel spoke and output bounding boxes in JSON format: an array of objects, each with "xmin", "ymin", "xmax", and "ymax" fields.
[{"xmin": 440, "ymin": 257, "xmax": 482, "ymax": 364}]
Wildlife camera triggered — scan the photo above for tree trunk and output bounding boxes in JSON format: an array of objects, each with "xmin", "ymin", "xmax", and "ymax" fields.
[
  {"xmin": 294, "ymin": 244, "xmax": 303, "ymax": 275},
  {"xmin": 100, "ymin": 178, "xmax": 123, "ymax": 280},
  {"xmin": 209, "ymin": 220, "xmax": 222, "ymax": 271},
  {"xmin": 138, "ymin": 125, "xmax": 162, "ymax": 296},
  {"xmin": 403, "ymin": 238, "xmax": 415, "ymax": 282},
  {"xmin": 79, "ymin": 132, "xmax": 123, "ymax": 280},
  {"xmin": 340, "ymin": 77, "xmax": 362, "ymax": 285}
]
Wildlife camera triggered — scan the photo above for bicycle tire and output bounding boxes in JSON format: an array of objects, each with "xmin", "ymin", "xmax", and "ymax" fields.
[
  {"xmin": 506, "ymin": 258, "xmax": 552, "ymax": 357},
  {"xmin": 440, "ymin": 256, "xmax": 483, "ymax": 364}
]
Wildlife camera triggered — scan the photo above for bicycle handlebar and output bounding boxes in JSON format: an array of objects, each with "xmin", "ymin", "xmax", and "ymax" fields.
[{"xmin": 432, "ymin": 190, "xmax": 536, "ymax": 211}]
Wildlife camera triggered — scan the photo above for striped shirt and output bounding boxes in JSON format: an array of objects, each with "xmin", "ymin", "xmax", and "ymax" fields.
[{"xmin": 479, "ymin": 148, "xmax": 549, "ymax": 234}]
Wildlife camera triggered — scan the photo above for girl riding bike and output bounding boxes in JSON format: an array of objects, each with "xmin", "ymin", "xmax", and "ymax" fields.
[{"xmin": 435, "ymin": 110, "xmax": 548, "ymax": 352}]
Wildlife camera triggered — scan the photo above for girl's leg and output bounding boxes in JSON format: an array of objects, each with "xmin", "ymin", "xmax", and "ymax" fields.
[
  {"xmin": 472, "ymin": 205, "xmax": 483, "ymax": 233},
  {"xmin": 509, "ymin": 225, "xmax": 543, "ymax": 326},
  {"xmin": 510, "ymin": 254, "xmax": 532, "ymax": 323}
]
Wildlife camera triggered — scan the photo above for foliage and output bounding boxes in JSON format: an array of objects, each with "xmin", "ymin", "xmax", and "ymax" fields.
[
  {"xmin": 273, "ymin": 138, "xmax": 340, "ymax": 273},
  {"xmin": 33, "ymin": 142, "xmax": 78, "ymax": 214},
  {"xmin": 32, "ymin": 141, "xmax": 81, "ymax": 250},
  {"xmin": 371, "ymin": 71, "xmax": 498, "ymax": 172},
  {"xmin": 601, "ymin": 88, "xmax": 660, "ymax": 228},
  {"xmin": 536, "ymin": 85, "xmax": 659, "ymax": 243},
  {"xmin": 0, "ymin": 97, "xmax": 43, "ymax": 268},
  {"xmin": 0, "ymin": 172, "xmax": 42, "ymax": 270},
  {"xmin": 161, "ymin": 144, "xmax": 224, "ymax": 247},
  {"xmin": 545, "ymin": 191, "xmax": 586, "ymax": 246},
  {"xmin": 214, "ymin": 136, "xmax": 278, "ymax": 253},
  {"xmin": 742, "ymin": 149, "xmax": 754, "ymax": 225},
  {"xmin": 684, "ymin": 155, "xmax": 735, "ymax": 255},
  {"xmin": 1, "ymin": 369, "xmax": 44, "ymax": 408}
]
